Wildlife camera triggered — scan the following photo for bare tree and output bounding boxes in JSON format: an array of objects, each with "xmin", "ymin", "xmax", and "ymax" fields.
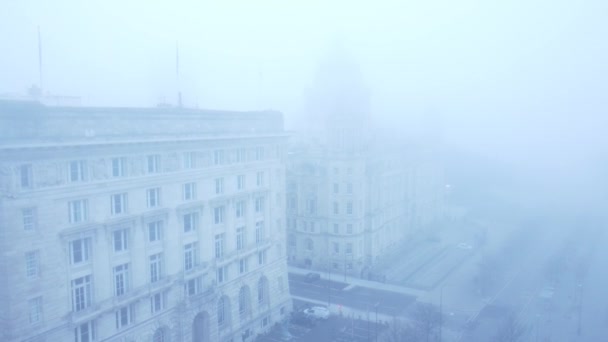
[
  {"xmin": 413, "ymin": 303, "xmax": 441, "ymax": 342},
  {"xmin": 494, "ymin": 313, "xmax": 528, "ymax": 342},
  {"xmin": 382, "ymin": 318, "xmax": 420, "ymax": 342}
]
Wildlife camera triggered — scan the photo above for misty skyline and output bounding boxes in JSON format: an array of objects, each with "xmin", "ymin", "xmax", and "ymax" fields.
[{"xmin": 2, "ymin": 0, "xmax": 607, "ymax": 179}]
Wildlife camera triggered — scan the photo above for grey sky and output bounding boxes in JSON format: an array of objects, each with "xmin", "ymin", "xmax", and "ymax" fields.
[{"xmin": 1, "ymin": 0, "xmax": 607, "ymax": 177}]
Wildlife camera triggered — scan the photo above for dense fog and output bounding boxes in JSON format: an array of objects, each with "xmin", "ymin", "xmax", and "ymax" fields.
[{"xmin": 1, "ymin": 1, "xmax": 606, "ymax": 341}]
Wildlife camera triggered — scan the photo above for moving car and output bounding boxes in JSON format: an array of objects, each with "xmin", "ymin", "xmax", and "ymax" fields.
[
  {"xmin": 303, "ymin": 306, "xmax": 330, "ymax": 320},
  {"xmin": 304, "ymin": 272, "xmax": 321, "ymax": 282},
  {"xmin": 457, "ymin": 242, "xmax": 473, "ymax": 250}
]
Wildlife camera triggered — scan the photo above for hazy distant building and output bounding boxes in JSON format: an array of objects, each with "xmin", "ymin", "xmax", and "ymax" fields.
[
  {"xmin": 286, "ymin": 46, "xmax": 445, "ymax": 278},
  {"xmin": 0, "ymin": 101, "xmax": 292, "ymax": 342}
]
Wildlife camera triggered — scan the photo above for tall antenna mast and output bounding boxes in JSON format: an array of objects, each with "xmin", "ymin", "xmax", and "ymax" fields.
[
  {"xmin": 175, "ymin": 41, "xmax": 182, "ymax": 108},
  {"xmin": 38, "ymin": 26, "xmax": 43, "ymax": 91}
]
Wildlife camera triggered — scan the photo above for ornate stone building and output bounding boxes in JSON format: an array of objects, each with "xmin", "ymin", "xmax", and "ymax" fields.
[
  {"xmin": 286, "ymin": 47, "xmax": 445, "ymax": 278},
  {"xmin": 0, "ymin": 100, "xmax": 292, "ymax": 342}
]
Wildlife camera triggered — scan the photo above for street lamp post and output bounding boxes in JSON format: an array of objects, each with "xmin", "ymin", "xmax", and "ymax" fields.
[
  {"xmin": 327, "ymin": 259, "xmax": 332, "ymax": 307},
  {"xmin": 439, "ymin": 287, "xmax": 443, "ymax": 342},
  {"xmin": 375, "ymin": 302, "xmax": 379, "ymax": 342},
  {"xmin": 577, "ymin": 283, "xmax": 583, "ymax": 336}
]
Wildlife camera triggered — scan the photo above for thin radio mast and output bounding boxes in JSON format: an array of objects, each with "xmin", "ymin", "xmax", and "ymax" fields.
[
  {"xmin": 176, "ymin": 41, "xmax": 182, "ymax": 108},
  {"xmin": 38, "ymin": 26, "xmax": 43, "ymax": 91}
]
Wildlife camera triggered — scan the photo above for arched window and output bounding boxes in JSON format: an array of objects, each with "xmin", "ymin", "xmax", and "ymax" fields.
[
  {"xmin": 217, "ymin": 298, "xmax": 225, "ymax": 327},
  {"xmin": 239, "ymin": 286, "xmax": 250, "ymax": 317},
  {"xmin": 305, "ymin": 238, "xmax": 314, "ymax": 251},
  {"xmin": 257, "ymin": 277, "xmax": 269, "ymax": 306},
  {"xmin": 152, "ymin": 328, "xmax": 166, "ymax": 342}
]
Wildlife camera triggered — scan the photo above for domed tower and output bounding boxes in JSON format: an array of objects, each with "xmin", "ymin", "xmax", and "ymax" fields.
[{"xmin": 305, "ymin": 43, "xmax": 372, "ymax": 152}]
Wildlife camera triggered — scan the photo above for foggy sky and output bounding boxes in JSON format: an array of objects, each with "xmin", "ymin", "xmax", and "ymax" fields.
[{"xmin": 1, "ymin": 0, "xmax": 607, "ymax": 195}]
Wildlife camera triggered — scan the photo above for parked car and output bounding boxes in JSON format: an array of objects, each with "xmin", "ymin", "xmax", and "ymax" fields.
[
  {"xmin": 457, "ymin": 242, "xmax": 473, "ymax": 250},
  {"xmin": 290, "ymin": 311, "xmax": 316, "ymax": 327},
  {"xmin": 303, "ymin": 306, "xmax": 330, "ymax": 320},
  {"xmin": 304, "ymin": 272, "xmax": 321, "ymax": 282}
]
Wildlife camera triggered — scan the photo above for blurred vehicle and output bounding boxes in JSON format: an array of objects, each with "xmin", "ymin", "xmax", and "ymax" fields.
[
  {"xmin": 304, "ymin": 272, "xmax": 321, "ymax": 282},
  {"xmin": 290, "ymin": 311, "xmax": 316, "ymax": 327},
  {"xmin": 457, "ymin": 242, "xmax": 473, "ymax": 250},
  {"xmin": 539, "ymin": 286, "xmax": 555, "ymax": 300},
  {"xmin": 303, "ymin": 306, "xmax": 330, "ymax": 320}
]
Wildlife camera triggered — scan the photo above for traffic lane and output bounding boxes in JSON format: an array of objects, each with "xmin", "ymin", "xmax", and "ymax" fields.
[
  {"xmin": 463, "ymin": 225, "xmax": 575, "ymax": 340},
  {"xmin": 289, "ymin": 273, "xmax": 349, "ymax": 290},
  {"xmin": 289, "ymin": 278, "xmax": 416, "ymax": 316},
  {"xmin": 345, "ymin": 286, "xmax": 416, "ymax": 316},
  {"xmin": 258, "ymin": 310, "xmax": 386, "ymax": 342}
]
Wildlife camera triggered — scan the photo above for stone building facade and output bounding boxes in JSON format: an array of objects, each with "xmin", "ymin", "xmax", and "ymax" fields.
[
  {"xmin": 0, "ymin": 101, "xmax": 292, "ymax": 342},
  {"xmin": 286, "ymin": 47, "xmax": 445, "ymax": 279}
]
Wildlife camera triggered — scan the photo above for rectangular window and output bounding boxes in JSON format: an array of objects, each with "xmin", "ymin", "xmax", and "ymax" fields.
[
  {"xmin": 235, "ymin": 201, "xmax": 245, "ymax": 218},
  {"xmin": 111, "ymin": 193, "xmax": 128, "ymax": 215},
  {"xmin": 146, "ymin": 188, "xmax": 161, "ymax": 208},
  {"xmin": 347, "ymin": 201, "xmax": 353, "ymax": 215},
  {"xmin": 147, "ymin": 154, "xmax": 161, "ymax": 173},
  {"xmin": 113, "ymin": 263, "xmax": 130, "ymax": 296},
  {"xmin": 310, "ymin": 222, "xmax": 316, "ymax": 232},
  {"xmin": 333, "ymin": 183, "xmax": 339, "ymax": 194},
  {"xmin": 333, "ymin": 202, "xmax": 339, "ymax": 215},
  {"xmin": 255, "ymin": 221, "xmax": 265, "ymax": 244},
  {"xmin": 112, "ymin": 229, "xmax": 128, "ymax": 252},
  {"xmin": 288, "ymin": 197, "xmax": 296, "ymax": 211},
  {"xmin": 237, "ymin": 174, "xmax": 246, "ymax": 190},
  {"xmin": 214, "ymin": 234, "xmax": 224, "ymax": 259},
  {"xmin": 150, "ymin": 292, "xmax": 166, "ymax": 314},
  {"xmin": 70, "ymin": 238, "xmax": 91, "ymax": 265},
  {"xmin": 215, "ymin": 178, "xmax": 224, "ymax": 194},
  {"xmin": 278, "ymin": 276, "xmax": 284, "ymax": 294},
  {"xmin": 239, "ymin": 258, "xmax": 248, "ymax": 274},
  {"xmin": 347, "ymin": 183, "xmax": 353, "ymax": 194},
  {"xmin": 214, "ymin": 150, "xmax": 224, "ymax": 165},
  {"xmin": 115, "ymin": 305, "xmax": 134, "ymax": 330},
  {"xmin": 256, "ymin": 171, "xmax": 264, "ymax": 187},
  {"xmin": 149, "ymin": 253, "xmax": 163, "ymax": 283},
  {"xmin": 111, "ymin": 157, "xmax": 127, "ymax": 177},
  {"xmin": 71, "ymin": 275, "xmax": 92, "ymax": 312},
  {"xmin": 74, "ymin": 320, "xmax": 95, "ymax": 342},
  {"xmin": 184, "ymin": 151, "xmax": 195, "ymax": 169},
  {"xmin": 26, "ymin": 250, "xmax": 39, "ymax": 278},
  {"xmin": 307, "ymin": 199, "xmax": 316, "ymax": 214},
  {"xmin": 288, "ymin": 234, "xmax": 296, "ymax": 247},
  {"xmin": 258, "ymin": 250, "xmax": 266, "ymax": 265},
  {"xmin": 148, "ymin": 221, "xmax": 162, "ymax": 242},
  {"xmin": 28, "ymin": 296, "xmax": 42, "ymax": 324},
  {"xmin": 346, "ymin": 224, "xmax": 353, "ymax": 234},
  {"xmin": 236, "ymin": 148, "xmax": 246, "ymax": 162},
  {"xmin": 346, "ymin": 243, "xmax": 353, "ymax": 254},
  {"xmin": 255, "ymin": 147, "xmax": 264, "ymax": 161},
  {"xmin": 183, "ymin": 212, "xmax": 198, "ymax": 233},
  {"xmin": 185, "ymin": 277, "xmax": 202, "ymax": 296},
  {"xmin": 214, "ymin": 206, "xmax": 225, "ymax": 224},
  {"xmin": 183, "ymin": 182, "xmax": 197, "ymax": 200},
  {"xmin": 333, "ymin": 242, "xmax": 340, "ymax": 253},
  {"xmin": 236, "ymin": 227, "xmax": 245, "ymax": 250},
  {"xmin": 68, "ymin": 199, "xmax": 89, "ymax": 224},
  {"xmin": 184, "ymin": 242, "xmax": 198, "ymax": 271},
  {"xmin": 20, "ymin": 164, "xmax": 33, "ymax": 188},
  {"xmin": 217, "ymin": 266, "xmax": 228, "ymax": 284},
  {"xmin": 255, "ymin": 197, "xmax": 264, "ymax": 213},
  {"xmin": 333, "ymin": 224, "xmax": 339, "ymax": 234},
  {"xmin": 69, "ymin": 160, "xmax": 87, "ymax": 182},
  {"xmin": 22, "ymin": 207, "xmax": 37, "ymax": 230}
]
